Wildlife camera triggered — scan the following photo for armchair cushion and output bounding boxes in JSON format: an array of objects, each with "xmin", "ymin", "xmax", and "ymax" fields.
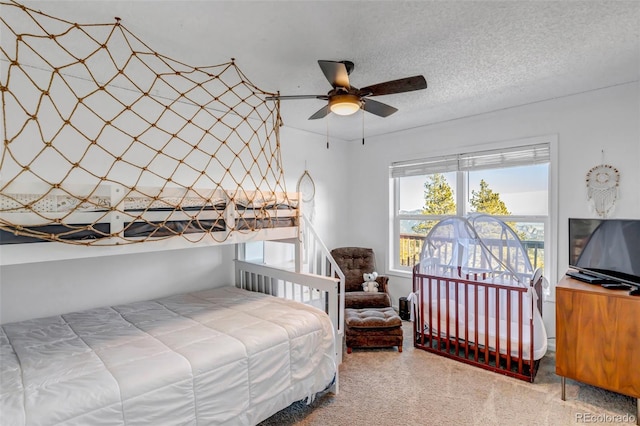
[{"xmin": 345, "ymin": 291, "xmax": 391, "ymax": 309}]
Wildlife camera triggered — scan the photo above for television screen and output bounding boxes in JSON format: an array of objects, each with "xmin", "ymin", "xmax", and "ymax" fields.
[{"xmin": 569, "ymin": 218, "xmax": 640, "ymax": 286}]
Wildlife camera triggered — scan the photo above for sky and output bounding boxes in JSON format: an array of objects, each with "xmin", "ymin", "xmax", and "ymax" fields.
[{"xmin": 399, "ymin": 164, "xmax": 549, "ymax": 216}]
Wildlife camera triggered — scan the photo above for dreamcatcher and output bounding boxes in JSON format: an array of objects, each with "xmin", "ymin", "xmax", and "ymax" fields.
[
  {"xmin": 296, "ymin": 168, "xmax": 316, "ymax": 223},
  {"xmin": 297, "ymin": 170, "xmax": 316, "ymax": 203},
  {"xmin": 586, "ymin": 163, "xmax": 620, "ymax": 218}
]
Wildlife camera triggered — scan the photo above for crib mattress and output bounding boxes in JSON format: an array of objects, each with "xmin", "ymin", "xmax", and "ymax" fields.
[
  {"xmin": 422, "ymin": 299, "xmax": 547, "ymax": 360},
  {"xmin": 0, "ymin": 286, "xmax": 336, "ymax": 425}
]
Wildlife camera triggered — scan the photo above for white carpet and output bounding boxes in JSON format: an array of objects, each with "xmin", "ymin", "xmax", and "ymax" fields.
[{"xmin": 260, "ymin": 321, "xmax": 637, "ymax": 426}]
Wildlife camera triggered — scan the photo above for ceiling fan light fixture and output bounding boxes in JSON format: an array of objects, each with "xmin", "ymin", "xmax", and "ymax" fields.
[{"xmin": 329, "ymin": 94, "xmax": 361, "ymax": 116}]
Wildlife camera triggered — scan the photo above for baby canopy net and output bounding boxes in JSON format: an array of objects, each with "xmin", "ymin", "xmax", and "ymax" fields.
[{"xmin": 418, "ymin": 213, "xmax": 534, "ymax": 284}]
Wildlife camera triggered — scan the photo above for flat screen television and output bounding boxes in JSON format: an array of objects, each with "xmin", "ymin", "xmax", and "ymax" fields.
[{"xmin": 568, "ymin": 218, "xmax": 640, "ymax": 287}]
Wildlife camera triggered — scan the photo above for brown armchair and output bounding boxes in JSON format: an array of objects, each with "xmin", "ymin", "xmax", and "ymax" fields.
[{"xmin": 330, "ymin": 247, "xmax": 392, "ymax": 309}]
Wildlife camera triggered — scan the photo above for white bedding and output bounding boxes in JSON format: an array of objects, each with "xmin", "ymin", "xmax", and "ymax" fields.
[{"xmin": 0, "ymin": 286, "xmax": 336, "ymax": 426}]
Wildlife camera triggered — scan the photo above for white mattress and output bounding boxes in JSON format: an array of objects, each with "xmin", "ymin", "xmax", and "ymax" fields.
[
  {"xmin": 423, "ymin": 298, "xmax": 547, "ymax": 360},
  {"xmin": 0, "ymin": 286, "xmax": 336, "ymax": 425}
]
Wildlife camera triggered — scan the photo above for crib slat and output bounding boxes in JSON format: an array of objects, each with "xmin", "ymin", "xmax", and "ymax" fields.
[
  {"xmin": 420, "ymin": 275, "xmax": 425, "ymax": 345},
  {"xmin": 453, "ymin": 280, "xmax": 460, "ymax": 356},
  {"xmin": 506, "ymin": 288, "xmax": 512, "ymax": 373},
  {"xmin": 445, "ymin": 278, "xmax": 450, "ymax": 353},
  {"xmin": 463, "ymin": 281, "xmax": 469, "ymax": 359},
  {"xmin": 474, "ymin": 284, "xmax": 479, "ymax": 363},
  {"xmin": 518, "ymin": 290, "xmax": 524, "ymax": 374},
  {"xmin": 436, "ymin": 277, "xmax": 442, "ymax": 349},
  {"xmin": 484, "ymin": 287, "xmax": 490, "ymax": 364},
  {"xmin": 495, "ymin": 287, "xmax": 501, "ymax": 368},
  {"xmin": 424, "ymin": 276, "xmax": 429, "ymax": 345}
]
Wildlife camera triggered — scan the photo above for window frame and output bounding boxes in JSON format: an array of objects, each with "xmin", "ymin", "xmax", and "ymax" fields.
[{"xmin": 389, "ymin": 136, "xmax": 558, "ymax": 301}]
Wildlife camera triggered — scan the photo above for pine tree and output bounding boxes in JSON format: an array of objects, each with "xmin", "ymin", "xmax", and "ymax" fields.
[
  {"xmin": 470, "ymin": 179, "xmax": 527, "ymax": 240},
  {"xmin": 470, "ymin": 179, "xmax": 510, "ymax": 215},
  {"xmin": 411, "ymin": 173, "xmax": 456, "ymax": 235}
]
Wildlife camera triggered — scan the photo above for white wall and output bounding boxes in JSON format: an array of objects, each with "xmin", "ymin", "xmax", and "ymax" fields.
[
  {"xmin": 343, "ymin": 82, "xmax": 640, "ymax": 339},
  {"xmin": 278, "ymin": 127, "xmax": 351, "ymax": 250},
  {"xmin": 0, "ymin": 245, "xmax": 235, "ymax": 323}
]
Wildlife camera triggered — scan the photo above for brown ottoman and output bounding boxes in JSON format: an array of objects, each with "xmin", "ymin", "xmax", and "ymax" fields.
[{"xmin": 345, "ymin": 307, "xmax": 403, "ymax": 353}]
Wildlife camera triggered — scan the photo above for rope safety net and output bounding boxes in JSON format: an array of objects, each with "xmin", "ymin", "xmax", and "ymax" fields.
[{"xmin": 0, "ymin": 1, "xmax": 291, "ymax": 245}]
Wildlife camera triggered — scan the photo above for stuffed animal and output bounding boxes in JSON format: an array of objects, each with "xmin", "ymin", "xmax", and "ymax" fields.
[{"xmin": 362, "ymin": 272, "xmax": 379, "ymax": 292}]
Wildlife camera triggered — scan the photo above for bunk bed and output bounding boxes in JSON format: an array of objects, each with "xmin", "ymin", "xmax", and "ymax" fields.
[
  {"xmin": 411, "ymin": 214, "xmax": 547, "ymax": 382},
  {"xmin": 0, "ymin": 182, "xmax": 345, "ymax": 425},
  {"xmin": 0, "ymin": 3, "xmax": 346, "ymax": 424},
  {"xmin": 0, "ymin": 183, "xmax": 344, "ymax": 426},
  {"xmin": 0, "ymin": 185, "xmax": 345, "ymax": 425}
]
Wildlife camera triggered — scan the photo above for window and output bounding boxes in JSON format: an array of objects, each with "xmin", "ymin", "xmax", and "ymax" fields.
[{"xmin": 390, "ymin": 142, "xmax": 550, "ymax": 274}]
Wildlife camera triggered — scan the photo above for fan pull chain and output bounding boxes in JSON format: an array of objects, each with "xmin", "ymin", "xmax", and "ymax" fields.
[
  {"xmin": 362, "ymin": 106, "xmax": 365, "ymax": 145},
  {"xmin": 326, "ymin": 114, "xmax": 330, "ymax": 149}
]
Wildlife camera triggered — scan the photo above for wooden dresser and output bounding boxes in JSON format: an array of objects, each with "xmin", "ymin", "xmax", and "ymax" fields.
[{"xmin": 556, "ymin": 274, "xmax": 640, "ymax": 422}]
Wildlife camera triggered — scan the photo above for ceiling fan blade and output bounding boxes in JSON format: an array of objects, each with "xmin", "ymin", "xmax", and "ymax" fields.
[
  {"xmin": 359, "ymin": 75, "xmax": 427, "ymax": 97},
  {"xmin": 265, "ymin": 94, "xmax": 328, "ymax": 101},
  {"xmin": 318, "ymin": 60, "xmax": 350, "ymax": 89},
  {"xmin": 308, "ymin": 105, "xmax": 330, "ymax": 120},
  {"xmin": 362, "ymin": 98, "xmax": 398, "ymax": 117}
]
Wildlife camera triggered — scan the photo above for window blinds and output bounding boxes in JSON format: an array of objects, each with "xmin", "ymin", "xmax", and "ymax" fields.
[{"xmin": 390, "ymin": 143, "xmax": 550, "ymax": 178}]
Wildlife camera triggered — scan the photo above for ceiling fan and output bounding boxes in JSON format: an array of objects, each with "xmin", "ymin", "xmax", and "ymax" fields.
[{"xmin": 265, "ymin": 60, "xmax": 427, "ymax": 120}]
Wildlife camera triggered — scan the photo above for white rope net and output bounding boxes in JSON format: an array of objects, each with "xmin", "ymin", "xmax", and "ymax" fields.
[{"xmin": 0, "ymin": 1, "xmax": 291, "ymax": 245}]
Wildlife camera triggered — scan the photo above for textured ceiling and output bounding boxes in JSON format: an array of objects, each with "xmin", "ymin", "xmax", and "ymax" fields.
[{"xmin": 14, "ymin": 1, "xmax": 640, "ymax": 142}]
